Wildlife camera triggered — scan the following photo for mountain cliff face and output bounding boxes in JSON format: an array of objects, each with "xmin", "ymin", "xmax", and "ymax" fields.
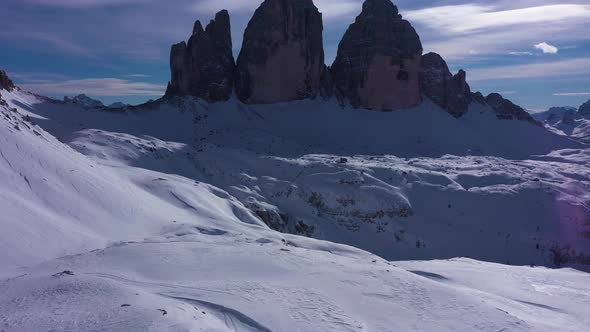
[
  {"xmin": 235, "ymin": 0, "xmax": 325, "ymax": 104},
  {"xmin": 166, "ymin": 10, "xmax": 235, "ymax": 102},
  {"xmin": 162, "ymin": 0, "xmax": 541, "ymax": 127},
  {"xmin": 0, "ymin": 70, "xmax": 15, "ymax": 92},
  {"xmin": 420, "ymin": 52, "xmax": 471, "ymax": 118},
  {"xmin": 331, "ymin": 0, "xmax": 423, "ymax": 111}
]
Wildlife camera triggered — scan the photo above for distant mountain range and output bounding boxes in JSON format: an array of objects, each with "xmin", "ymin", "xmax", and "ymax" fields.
[{"xmin": 533, "ymin": 101, "xmax": 590, "ymax": 143}]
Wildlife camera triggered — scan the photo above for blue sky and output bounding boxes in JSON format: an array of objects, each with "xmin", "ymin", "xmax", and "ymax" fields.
[{"xmin": 1, "ymin": 0, "xmax": 589, "ymax": 111}]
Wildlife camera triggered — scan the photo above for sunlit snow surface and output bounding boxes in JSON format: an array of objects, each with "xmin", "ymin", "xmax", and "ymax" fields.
[{"xmin": 1, "ymin": 88, "xmax": 589, "ymax": 331}]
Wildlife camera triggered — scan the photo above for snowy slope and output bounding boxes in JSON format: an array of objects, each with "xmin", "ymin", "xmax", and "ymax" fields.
[
  {"xmin": 2, "ymin": 89, "xmax": 589, "ymax": 271},
  {"xmin": 1, "ymin": 87, "xmax": 590, "ymax": 330},
  {"xmin": 3, "ymin": 243, "xmax": 590, "ymax": 331},
  {"xmin": 0, "ymin": 89, "xmax": 269, "ymax": 276}
]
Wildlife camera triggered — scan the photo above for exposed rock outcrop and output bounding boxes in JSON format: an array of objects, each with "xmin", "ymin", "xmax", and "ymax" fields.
[
  {"xmin": 331, "ymin": 0, "xmax": 423, "ymax": 110},
  {"xmin": 485, "ymin": 93, "xmax": 539, "ymax": 124},
  {"xmin": 166, "ymin": 10, "xmax": 235, "ymax": 102},
  {"xmin": 0, "ymin": 70, "xmax": 15, "ymax": 92},
  {"xmin": 420, "ymin": 52, "xmax": 471, "ymax": 117},
  {"xmin": 235, "ymin": 0, "xmax": 325, "ymax": 104},
  {"xmin": 579, "ymin": 99, "xmax": 590, "ymax": 117},
  {"xmin": 561, "ymin": 109, "xmax": 577, "ymax": 126}
]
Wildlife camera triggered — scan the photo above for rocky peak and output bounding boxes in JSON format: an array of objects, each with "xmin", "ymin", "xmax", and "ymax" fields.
[
  {"xmin": 420, "ymin": 52, "xmax": 471, "ymax": 117},
  {"xmin": 235, "ymin": 0, "xmax": 325, "ymax": 104},
  {"xmin": 331, "ymin": 0, "xmax": 423, "ymax": 110},
  {"xmin": 471, "ymin": 91, "xmax": 486, "ymax": 104},
  {"xmin": 579, "ymin": 99, "xmax": 590, "ymax": 117},
  {"xmin": 193, "ymin": 20, "xmax": 204, "ymax": 35},
  {"xmin": 166, "ymin": 10, "xmax": 235, "ymax": 102},
  {"xmin": 64, "ymin": 94, "xmax": 104, "ymax": 108},
  {"xmin": 485, "ymin": 93, "xmax": 538, "ymax": 125},
  {"xmin": 0, "ymin": 70, "xmax": 15, "ymax": 92}
]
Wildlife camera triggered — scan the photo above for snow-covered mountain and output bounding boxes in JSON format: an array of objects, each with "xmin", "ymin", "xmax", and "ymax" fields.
[
  {"xmin": 3, "ymin": 82, "xmax": 590, "ymax": 268},
  {"xmin": 64, "ymin": 94, "xmax": 105, "ymax": 108},
  {"xmin": 2, "ymin": 79, "xmax": 590, "ymax": 331},
  {"xmin": 534, "ymin": 101, "xmax": 590, "ymax": 143},
  {"xmin": 1, "ymin": 0, "xmax": 590, "ymax": 329},
  {"xmin": 62, "ymin": 94, "xmax": 128, "ymax": 110}
]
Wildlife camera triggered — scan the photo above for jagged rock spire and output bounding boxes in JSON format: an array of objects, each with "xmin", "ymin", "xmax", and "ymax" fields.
[
  {"xmin": 331, "ymin": 0, "xmax": 423, "ymax": 110},
  {"xmin": 235, "ymin": 0, "xmax": 326, "ymax": 104},
  {"xmin": 166, "ymin": 10, "xmax": 235, "ymax": 102},
  {"xmin": 420, "ymin": 52, "xmax": 471, "ymax": 118}
]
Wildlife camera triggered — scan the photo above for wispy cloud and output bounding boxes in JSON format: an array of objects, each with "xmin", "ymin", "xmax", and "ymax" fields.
[
  {"xmin": 315, "ymin": 0, "xmax": 359, "ymax": 19},
  {"xmin": 189, "ymin": 0, "xmax": 254, "ymax": 14},
  {"xmin": 534, "ymin": 42, "xmax": 558, "ymax": 54},
  {"xmin": 468, "ymin": 58, "xmax": 590, "ymax": 81},
  {"xmin": 0, "ymin": 29, "xmax": 93, "ymax": 57},
  {"xmin": 23, "ymin": 0, "xmax": 152, "ymax": 8},
  {"xmin": 190, "ymin": 0, "xmax": 359, "ymax": 21},
  {"xmin": 21, "ymin": 78, "xmax": 165, "ymax": 97},
  {"xmin": 407, "ymin": 3, "xmax": 590, "ymax": 59},
  {"xmin": 9, "ymin": 72, "xmax": 72, "ymax": 83},
  {"xmin": 553, "ymin": 92, "xmax": 590, "ymax": 96},
  {"xmin": 509, "ymin": 51, "xmax": 533, "ymax": 56},
  {"xmin": 405, "ymin": 4, "xmax": 590, "ymax": 34}
]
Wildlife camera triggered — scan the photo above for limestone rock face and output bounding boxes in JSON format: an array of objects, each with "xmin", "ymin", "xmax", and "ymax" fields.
[
  {"xmin": 331, "ymin": 0, "xmax": 423, "ymax": 110},
  {"xmin": 420, "ymin": 52, "xmax": 471, "ymax": 117},
  {"xmin": 485, "ymin": 93, "xmax": 538, "ymax": 124},
  {"xmin": 579, "ymin": 99, "xmax": 590, "ymax": 117},
  {"xmin": 166, "ymin": 10, "xmax": 235, "ymax": 102},
  {"xmin": 0, "ymin": 70, "xmax": 15, "ymax": 91},
  {"xmin": 235, "ymin": 0, "xmax": 325, "ymax": 104}
]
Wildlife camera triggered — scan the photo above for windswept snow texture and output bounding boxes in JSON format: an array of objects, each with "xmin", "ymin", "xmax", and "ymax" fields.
[
  {"xmin": 0, "ymin": 88, "xmax": 590, "ymax": 330},
  {"xmin": 3, "ymin": 244, "xmax": 590, "ymax": 331}
]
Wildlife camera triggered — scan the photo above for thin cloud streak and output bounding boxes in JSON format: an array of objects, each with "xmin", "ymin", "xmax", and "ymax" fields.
[
  {"xmin": 468, "ymin": 58, "xmax": 590, "ymax": 81},
  {"xmin": 126, "ymin": 74, "xmax": 151, "ymax": 78},
  {"xmin": 21, "ymin": 78, "xmax": 166, "ymax": 97},
  {"xmin": 23, "ymin": 0, "xmax": 153, "ymax": 8},
  {"xmin": 553, "ymin": 92, "xmax": 590, "ymax": 96},
  {"xmin": 509, "ymin": 51, "xmax": 533, "ymax": 56}
]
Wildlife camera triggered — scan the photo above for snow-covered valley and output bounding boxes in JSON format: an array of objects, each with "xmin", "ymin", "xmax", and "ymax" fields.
[{"xmin": 1, "ymin": 86, "xmax": 590, "ymax": 330}]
